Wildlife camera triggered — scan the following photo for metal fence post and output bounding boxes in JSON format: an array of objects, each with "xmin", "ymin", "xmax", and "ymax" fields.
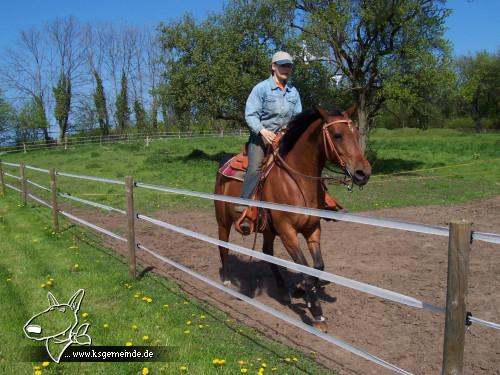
[
  {"xmin": 20, "ymin": 163, "xmax": 27, "ymax": 205},
  {"xmin": 442, "ymin": 220, "xmax": 472, "ymax": 375},
  {"xmin": 0, "ymin": 161, "xmax": 5, "ymax": 197},
  {"xmin": 125, "ymin": 176, "xmax": 136, "ymax": 279},
  {"xmin": 49, "ymin": 168, "xmax": 59, "ymax": 232}
]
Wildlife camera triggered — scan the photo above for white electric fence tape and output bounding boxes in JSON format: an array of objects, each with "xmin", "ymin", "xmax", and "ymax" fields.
[
  {"xmin": 5, "ymin": 183, "xmax": 21, "ymax": 192},
  {"xmin": 58, "ymin": 192, "xmax": 126, "ymax": 214},
  {"xmin": 4, "ymin": 172, "xmax": 21, "ymax": 180},
  {"xmin": 56, "ymin": 171, "xmax": 124, "ymax": 185},
  {"xmin": 26, "ymin": 179, "xmax": 51, "ymax": 192}
]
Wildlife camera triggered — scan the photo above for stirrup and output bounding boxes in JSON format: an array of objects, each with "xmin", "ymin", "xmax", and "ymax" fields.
[{"xmin": 235, "ymin": 210, "xmax": 254, "ymax": 236}]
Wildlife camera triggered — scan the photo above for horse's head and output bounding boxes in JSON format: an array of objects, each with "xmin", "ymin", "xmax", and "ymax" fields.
[
  {"xmin": 24, "ymin": 290, "xmax": 84, "ymax": 341},
  {"xmin": 315, "ymin": 105, "xmax": 371, "ymax": 186}
]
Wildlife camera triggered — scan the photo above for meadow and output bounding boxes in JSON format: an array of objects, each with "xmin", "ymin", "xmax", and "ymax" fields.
[{"xmin": 1, "ymin": 128, "xmax": 499, "ymax": 215}]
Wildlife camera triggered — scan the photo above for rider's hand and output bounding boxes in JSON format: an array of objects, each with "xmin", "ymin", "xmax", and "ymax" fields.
[{"xmin": 260, "ymin": 128, "xmax": 276, "ymax": 144}]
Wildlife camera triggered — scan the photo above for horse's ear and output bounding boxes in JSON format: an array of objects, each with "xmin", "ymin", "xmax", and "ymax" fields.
[
  {"xmin": 47, "ymin": 292, "xmax": 59, "ymax": 307},
  {"xmin": 314, "ymin": 105, "xmax": 330, "ymax": 121},
  {"xmin": 68, "ymin": 289, "xmax": 85, "ymax": 312},
  {"xmin": 342, "ymin": 104, "xmax": 357, "ymax": 118}
]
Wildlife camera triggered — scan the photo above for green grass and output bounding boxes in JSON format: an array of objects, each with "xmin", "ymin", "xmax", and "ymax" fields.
[
  {"xmin": 0, "ymin": 195, "xmax": 331, "ymax": 375},
  {"xmin": 1, "ymin": 128, "xmax": 499, "ymax": 213}
]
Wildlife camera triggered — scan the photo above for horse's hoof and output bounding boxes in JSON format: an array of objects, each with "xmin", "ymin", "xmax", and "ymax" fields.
[
  {"xmin": 312, "ymin": 317, "xmax": 328, "ymax": 332},
  {"xmin": 223, "ymin": 280, "xmax": 231, "ymax": 287}
]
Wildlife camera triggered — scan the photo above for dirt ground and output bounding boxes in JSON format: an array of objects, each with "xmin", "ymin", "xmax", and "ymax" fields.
[{"xmin": 69, "ymin": 196, "xmax": 500, "ymax": 375}]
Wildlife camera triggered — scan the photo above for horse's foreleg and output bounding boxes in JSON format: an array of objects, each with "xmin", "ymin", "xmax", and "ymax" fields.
[
  {"xmin": 305, "ymin": 226, "xmax": 325, "ymax": 287},
  {"xmin": 279, "ymin": 228, "xmax": 327, "ymax": 332},
  {"xmin": 262, "ymin": 230, "xmax": 290, "ymax": 304}
]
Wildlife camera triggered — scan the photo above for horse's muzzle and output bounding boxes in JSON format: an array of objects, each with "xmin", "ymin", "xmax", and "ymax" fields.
[{"xmin": 352, "ymin": 169, "xmax": 370, "ymax": 186}]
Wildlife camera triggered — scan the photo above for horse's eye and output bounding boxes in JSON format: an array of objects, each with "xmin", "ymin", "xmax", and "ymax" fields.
[{"xmin": 333, "ymin": 133, "xmax": 343, "ymax": 141}]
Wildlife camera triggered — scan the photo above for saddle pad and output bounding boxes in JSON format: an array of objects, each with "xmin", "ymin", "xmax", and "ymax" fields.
[{"xmin": 219, "ymin": 152, "xmax": 247, "ymax": 181}]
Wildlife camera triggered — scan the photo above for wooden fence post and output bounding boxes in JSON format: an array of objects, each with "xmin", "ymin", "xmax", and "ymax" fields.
[
  {"xmin": 0, "ymin": 161, "xmax": 5, "ymax": 197},
  {"xmin": 442, "ymin": 220, "xmax": 472, "ymax": 375},
  {"xmin": 19, "ymin": 163, "xmax": 27, "ymax": 205},
  {"xmin": 125, "ymin": 176, "xmax": 136, "ymax": 279},
  {"xmin": 49, "ymin": 168, "xmax": 59, "ymax": 232}
]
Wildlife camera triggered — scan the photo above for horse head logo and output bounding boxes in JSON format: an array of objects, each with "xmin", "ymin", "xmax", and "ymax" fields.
[{"xmin": 24, "ymin": 289, "xmax": 92, "ymax": 363}]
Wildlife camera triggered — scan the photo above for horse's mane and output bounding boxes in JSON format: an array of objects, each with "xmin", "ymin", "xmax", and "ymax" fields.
[{"xmin": 280, "ymin": 105, "xmax": 343, "ymax": 156}]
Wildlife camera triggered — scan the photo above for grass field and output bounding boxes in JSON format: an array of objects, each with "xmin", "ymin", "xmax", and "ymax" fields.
[
  {"xmin": 1, "ymin": 128, "xmax": 499, "ymax": 214},
  {"xmin": 0, "ymin": 195, "xmax": 331, "ymax": 375}
]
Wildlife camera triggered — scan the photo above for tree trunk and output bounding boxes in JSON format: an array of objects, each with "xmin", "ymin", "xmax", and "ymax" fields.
[
  {"xmin": 355, "ymin": 92, "xmax": 369, "ymax": 152},
  {"xmin": 473, "ymin": 116, "xmax": 483, "ymax": 133}
]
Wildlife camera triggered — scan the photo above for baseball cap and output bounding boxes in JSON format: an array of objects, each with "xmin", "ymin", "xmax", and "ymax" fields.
[{"xmin": 271, "ymin": 51, "xmax": 293, "ymax": 65}]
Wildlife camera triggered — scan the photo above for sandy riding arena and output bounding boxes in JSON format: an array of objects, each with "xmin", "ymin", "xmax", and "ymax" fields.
[{"xmin": 71, "ymin": 196, "xmax": 500, "ymax": 374}]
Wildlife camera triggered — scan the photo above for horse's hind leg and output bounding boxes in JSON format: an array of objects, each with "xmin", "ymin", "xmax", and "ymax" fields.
[
  {"xmin": 262, "ymin": 230, "xmax": 291, "ymax": 304},
  {"xmin": 217, "ymin": 222, "xmax": 232, "ymax": 286}
]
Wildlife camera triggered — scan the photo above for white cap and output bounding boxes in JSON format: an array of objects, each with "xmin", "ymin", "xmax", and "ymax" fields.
[{"xmin": 271, "ymin": 51, "xmax": 293, "ymax": 65}]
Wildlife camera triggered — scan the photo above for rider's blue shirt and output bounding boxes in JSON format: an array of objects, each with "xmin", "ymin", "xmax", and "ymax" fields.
[{"xmin": 244, "ymin": 75, "xmax": 302, "ymax": 135}]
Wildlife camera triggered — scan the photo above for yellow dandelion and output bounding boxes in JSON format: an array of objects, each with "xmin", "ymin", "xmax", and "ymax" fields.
[
  {"xmin": 163, "ymin": 304, "xmax": 169, "ymax": 308},
  {"xmin": 6, "ymin": 278, "xmax": 11, "ymax": 282},
  {"xmin": 134, "ymin": 294, "xmax": 140, "ymax": 298},
  {"xmin": 34, "ymin": 370, "xmax": 42, "ymax": 375},
  {"xmin": 261, "ymin": 363, "xmax": 267, "ymax": 368},
  {"xmin": 143, "ymin": 335, "xmax": 149, "ymax": 341},
  {"xmin": 42, "ymin": 361, "xmax": 49, "ymax": 367},
  {"xmin": 103, "ymin": 323, "xmax": 109, "ymax": 328},
  {"xmin": 142, "ymin": 296, "xmax": 148, "ymax": 301},
  {"xmin": 146, "ymin": 298, "xmax": 152, "ymax": 303},
  {"xmin": 183, "ymin": 301, "xmax": 188, "ymax": 305},
  {"xmin": 219, "ymin": 359, "xmax": 225, "ymax": 365},
  {"xmin": 141, "ymin": 367, "xmax": 149, "ymax": 375},
  {"xmin": 257, "ymin": 358, "xmax": 261, "ymax": 361},
  {"xmin": 40, "ymin": 283, "xmax": 46, "ymax": 288},
  {"xmin": 82, "ymin": 312, "xmax": 89, "ymax": 318},
  {"xmin": 240, "ymin": 369, "xmax": 248, "ymax": 374},
  {"xmin": 198, "ymin": 324, "xmax": 203, "ymax": 329},
  {"xmin": 125, "ymin": 341, "xmax": 133, "ymax": 346},
  {"xmin": 49, "ymin": 278, "xmax": 54, "ymax": 282},
  {"xmin": 183, "ymin": 330, "xmax": 190, "ymax": 334},
  {"xmin": 212, "ymin": 358, "xmax": 219, "ymax": 365},
  {"xmin": 179, "ymin": 365, "xmax": 188, "ymax": 372},
  {"xmin": 33, "ymin": 366, "xmax": 41, "ymax": 370},
  {"xmin": 191, "ymin": 313, "xmax": 196, "ymax": 317},
  {"xmin": 186, "ymin": 320, "xmax": 191, "ymax": 325},
  {"xmin": 45, "ymin": 281, "xmax": 52, "ymax": 286},
  {"xmin": 285, "ymin": 358, "xmax": 291, "ymax": 362},
  {"xmin": 272, "ymin": 367, "xmax": 278, "ymax": 371},
  {"xmin": 200, "ymin": 315, "xmax": 205, "ymax": 319},
  {"xmin": 292, "ymin": 357, "xmax": 298, "ymax": 362},
  {"xmin": 238, "ymin": 360, "xmax": 247, "ymax": 366},
  {"xmin": 132, "ymin": 324, "xmax": 138, "ymax": 330},
  {"xmin": 258, "ymin": 369, "xmax": 264, "ymax": 374},
  {"xmin": 74, "ymin": 264, "xmax": 79, "ymax": 269}
]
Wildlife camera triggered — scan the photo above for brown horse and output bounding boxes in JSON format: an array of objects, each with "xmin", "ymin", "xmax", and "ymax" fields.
[{"xmin": 214, "ymin": 105, "xmax": 371, "ymax": 331}]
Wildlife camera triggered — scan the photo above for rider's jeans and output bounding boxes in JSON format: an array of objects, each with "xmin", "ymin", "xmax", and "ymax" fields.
[{"xmin": 240, "ymin": 133, "xmax": 267, "ymax": 200}]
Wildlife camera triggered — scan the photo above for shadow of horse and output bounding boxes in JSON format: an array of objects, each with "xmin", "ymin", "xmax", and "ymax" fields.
[{"xmin": 220, "ymin": 253, "xmax": 337, "ymax": 325}]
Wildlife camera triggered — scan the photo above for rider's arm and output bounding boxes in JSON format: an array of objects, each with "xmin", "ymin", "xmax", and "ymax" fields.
[
  {"xmin": 244, "ymin": 85, "xmax": 264, "ymax": 135},
  {"xmin": 293, "ymin": 90, "xmax": 302, "ymax": 116}
]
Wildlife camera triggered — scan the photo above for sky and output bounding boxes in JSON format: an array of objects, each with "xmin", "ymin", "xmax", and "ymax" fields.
[{"xmin": 0, "ymin": 0, "xmax": 499, "ymax": 56}]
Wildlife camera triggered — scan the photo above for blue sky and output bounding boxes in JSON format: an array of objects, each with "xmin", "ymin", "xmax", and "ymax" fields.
[{"xmin": 0, "ymin": 0, "xmax": 498, "ymax": 55}]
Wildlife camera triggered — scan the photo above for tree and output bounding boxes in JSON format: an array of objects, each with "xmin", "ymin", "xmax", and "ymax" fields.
[
  {"xmin": 133, "ymin": 99, "xmax": 147, "ymax": 130},
  {"xmin": 47, "ymin": 16, "xmax": 84, "ymax": 140},
  {"xmin": 456, "ymin": 51, "xmax": 500, "ymax": 132},
  {"xmin": 0, "ymin": 90, "xmax": 13, "ymax": 144},
  {"xmin": 116, "ymin": 71, "xmax": 130, "ymax": 133},
  {"xmin": 0, "ymin": 28, "xmax": 52, "ymax": 142},
  {"xmin": 286, "ymin": 0, "xmax": 450, "ymax": 149},
  {"xmin": 92, "ymin": 69, "xmax": 110, "ymax": 135},
  {"xmin": 53, "ymin": 73, "xmax": 72, "ymax": 140}
]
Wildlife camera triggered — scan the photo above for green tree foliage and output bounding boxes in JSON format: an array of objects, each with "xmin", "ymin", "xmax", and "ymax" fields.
[
  {"xmin": 0, "ymin": 90, "xmax": 13, "ymax": 143},
  {"xmin": 92, "ymin": 70, "xmax": 110, "ymax": 135},
  {"xmin": 286, "ymin": 0, "xmax": 450, "ymax": 148},
  {"xmin": 116, "ymin": 71, "xmax": 130, "ymax": 133},
  {"xmin": 158, "ymin": 1, "xmax": 289, "ymax": 128},
  {"xmin": 133, "ymin": 99, "xmax": 147, "ymax": 131},
  {"xmin": 53, "ymin": 73, "xmax": 72, "ymax": 141},
  {"xmin": 455, "ymin": 51, "xmax": 500, "ymax": 132}
]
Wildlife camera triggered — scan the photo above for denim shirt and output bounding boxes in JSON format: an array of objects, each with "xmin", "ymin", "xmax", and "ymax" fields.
[{"xmin": 244, "ymin": 75, "xmax": 302, "ymax": 135}]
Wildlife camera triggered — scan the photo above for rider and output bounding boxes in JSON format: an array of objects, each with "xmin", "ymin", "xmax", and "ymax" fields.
[{"xmin": 235, "ymin": 51, "xmax": 342, "ymax": 235}]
